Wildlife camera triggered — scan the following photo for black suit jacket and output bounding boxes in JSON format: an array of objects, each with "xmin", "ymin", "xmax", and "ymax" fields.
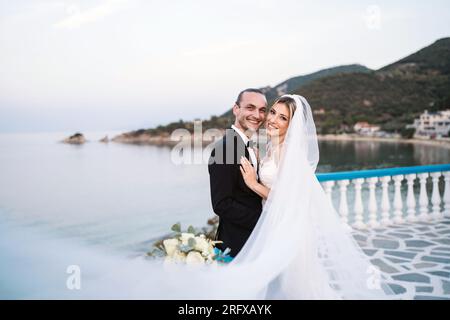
[{"xmin": 208, "ymin": 128, "xmax": 263, "ymax": 257}]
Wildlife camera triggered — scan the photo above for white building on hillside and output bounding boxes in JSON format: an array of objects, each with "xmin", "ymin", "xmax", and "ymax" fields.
[
  {"xmin": 353, "ymin": 121, "xmax": 381, "ymax": 136},
  {"xmin": 407, "ymin": 109, "xmax": 450, "ymax": 138}
]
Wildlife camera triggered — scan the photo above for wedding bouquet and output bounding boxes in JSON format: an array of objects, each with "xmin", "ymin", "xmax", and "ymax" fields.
[{"xmin": 148, "ymin": 223, "xmax": 232, "ymax": 265}]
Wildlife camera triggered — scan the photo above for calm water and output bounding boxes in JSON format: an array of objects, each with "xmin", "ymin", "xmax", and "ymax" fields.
[
  {"xmin": 0, "ymin": 132, "xmax": 449, "ymax": 252},
  {"xmin": 0, "ymin": 131, "xmax": 449, "ymax": 298}
]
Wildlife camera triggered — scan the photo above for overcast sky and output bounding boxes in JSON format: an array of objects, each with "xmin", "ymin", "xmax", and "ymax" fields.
[{"xmin": 1, "ymin": 0, "xmax": 449, "ymax": 133}]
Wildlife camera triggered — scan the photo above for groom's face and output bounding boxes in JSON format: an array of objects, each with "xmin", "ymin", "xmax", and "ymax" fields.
[{"xmin": 233, "ymin": 92, "xmax": 267, "ymax": 134}]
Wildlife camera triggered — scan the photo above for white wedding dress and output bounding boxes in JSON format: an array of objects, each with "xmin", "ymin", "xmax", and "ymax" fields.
[
  {"xmin": 259, "ymin": 145, "xmax": 279, "ymax": 207},
  {"xmin": 154, "ymin": 94, "xmax": 395, "ymax": 300}
]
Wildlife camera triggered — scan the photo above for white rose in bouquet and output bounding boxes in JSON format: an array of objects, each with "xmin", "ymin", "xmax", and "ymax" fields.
[
  {"xmin": 172, "ymin": 250, "xmax": 187, "ymax": 263},
  {"xmin": 186, "ymin": 251, "xmax": 205, "ymax": 265},
  {"xmin": 194, "ymin": 236, "xmax": 213, "ymax": 256},
  {"xmin": 180, "ymin": 233, "xmax": 195, "ymax": 246},
  {"xmin": 163, "ymin": 238, "xmax": 180, "ymax": 257}
]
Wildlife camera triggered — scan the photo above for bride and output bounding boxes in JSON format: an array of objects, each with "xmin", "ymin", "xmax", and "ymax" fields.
[{"xmin": 211, "ymin": 94, "xmax": 397, "ymax": 299}]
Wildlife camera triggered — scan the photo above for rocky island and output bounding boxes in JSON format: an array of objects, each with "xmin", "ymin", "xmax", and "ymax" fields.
[{"xmin": 62, "ymin": 132, "xmax": 86, "ymax": 144}]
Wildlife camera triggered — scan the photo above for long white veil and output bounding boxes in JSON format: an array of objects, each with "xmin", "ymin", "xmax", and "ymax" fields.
[
  {"xmin": 9, "ymin": 95, "xmax": 402, "ymax": 299},
  {"xmin": 229, "ymin": 94, "xmax": 396, "ymax": 299}
]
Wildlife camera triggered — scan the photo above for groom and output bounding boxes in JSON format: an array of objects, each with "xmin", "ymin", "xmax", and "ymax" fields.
[{"xmin": 208, "ymin": 88, "xmax": 267, "ymax": 257}]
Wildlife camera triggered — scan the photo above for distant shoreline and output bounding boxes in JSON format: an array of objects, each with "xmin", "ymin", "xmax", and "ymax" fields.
[{"xmin": 110, "ymin": 131, "xmax": 450, "ymax": 149}]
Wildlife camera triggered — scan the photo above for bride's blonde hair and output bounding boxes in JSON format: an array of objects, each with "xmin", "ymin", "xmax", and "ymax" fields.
[{"xmin": 271, "ymin": 96, "xmax": 297, "ymax": 120}]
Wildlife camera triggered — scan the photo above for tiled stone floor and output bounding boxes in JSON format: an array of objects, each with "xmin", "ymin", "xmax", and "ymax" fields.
[{"xmin": 353, "ymin": 217, "xmax": 450, "ymax": 300}]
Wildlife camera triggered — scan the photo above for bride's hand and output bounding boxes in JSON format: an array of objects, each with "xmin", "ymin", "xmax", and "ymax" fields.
[{"xmin": 239, "ymin": 157, "xmax": 258, "ymax": 190}]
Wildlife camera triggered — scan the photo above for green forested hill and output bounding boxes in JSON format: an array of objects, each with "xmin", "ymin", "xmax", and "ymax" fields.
[{"xmin": 126, "ymin": 37, "xmax": 450, "ymax": 137}]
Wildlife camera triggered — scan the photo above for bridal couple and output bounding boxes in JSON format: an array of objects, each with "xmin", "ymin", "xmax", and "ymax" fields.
[
  {"xmin": 209, "ymin": 89, "xmax": 298, "ymax": 257},
  {"xmin": 206, "ymin": 89, "xmax": 397, "ymax": 299}
]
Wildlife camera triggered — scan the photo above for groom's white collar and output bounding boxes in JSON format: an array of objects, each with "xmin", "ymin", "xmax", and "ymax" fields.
[
  {"xmin": 231, "ymin": 125, "xmax": 251, "ymax": 146},
  {"xmin": 231, "ymin": 125, "xmax": 258, "ymax": 172}
]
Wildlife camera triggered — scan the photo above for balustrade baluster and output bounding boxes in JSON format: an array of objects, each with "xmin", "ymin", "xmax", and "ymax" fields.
[
  {"xmin": 367, "ymin": 177, "xmax": 379, "ymax": 228},
  {"xmin": 392, "ymin": 175, "xmax": 404, "ymax": 224},
  {"xmin": 380, "ymin": 176, "xmax": 391, "ymax": 226},
  {"xmin": 444, "ymin": 172, "xmax": 450, "ymax": 217},
  {"xmin": 353, "ymin": 178, "xmax": 366, "ymax": 229},
  {"xmin": 338, "ymin": 180, "xmax": 350, "ymax": 225},
  {"xmin": 431, "ymin": 172, "xmax": 443, "ymax": 219},
  {"xmin": 405, "ymin": 174, "xmax": 417, "ymax": 222}
]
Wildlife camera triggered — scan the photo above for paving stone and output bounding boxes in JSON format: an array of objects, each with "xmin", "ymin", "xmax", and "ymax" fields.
[
  {"xmin": 405, "ymin": 240, "xmax": 435, "ymax": 248},
  {"xmin": 370, "ymin": 258, "xmax": 400, "ymax": 274},
  {"xmin": 401, "ymin": 265, "xmax": 411, "ymax": 271},
  {"xmin": 422, "ymin": 256, "xmax": 450, "ymax": 264},
  {"xmin": 413, "ymin": 262, "xmax": 437, "ymax": 269},
  {"xmin": 388, "ymin": 283, "xmax": 407, "ymax": 294},
  {"xmin": 434, "ymin": 239, "xmax": 450, "ymax": 245},
  {"xmin": 384, "ymin": 250, "xmax": 417, "ymax": 260},
  {"xmin": 374, "ymin": 235, "xmax": 393, "ymax": 239},
  {"xmin": 406, "ymin": 249, "xmax": 425, "ymax": 253},
  {"xmin": 386, "ymin": 232, "xmax": 414, "ymax": 239},
  {"xmin": 392, "ymin": 273, "xmax": 430, "ymax": 283},
  {"xmin": 353, "ymin": 234, "xmax": 367, "ymax": 242},
  {"xmin": 385, "ymin": 256, "xmax": 410, "ymax": 264},
  {"xmin": 430, "ymin": 251, "xmax": 450, "ymax": 257},
  {"xmin": 372, "ymin": 239, "xmax": 400, "ymax": 249},
  {"xmin": 416, "ymin": 222, "xmax": 434, "ymax": 226},
  {"xmin": 423, "ymin": 233, "xmax": 439, "ymax": 237},
  {"xmin": 434, "ymin": 247, "xmax": 450, "ymax": 251},
  {"xmin": 416, "ymin": 286, "xmax": 434, "ymax": 293},
  {"xmin": 362, "ymin": 249, "xmax": 378, "ymax": 256},
  {"xmin": 443, "ymin": 281, "xmax": 450, "ymax": 295},
  {"xmin": 413, "ymin": 295, "xmax": 450, "ymax": 300},
  {"xmin": 426, "ymin": 271, "xmax": 450, "ymax": 278}
]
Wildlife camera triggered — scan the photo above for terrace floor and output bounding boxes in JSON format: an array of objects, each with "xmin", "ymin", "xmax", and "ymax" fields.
[{"xmin": 353, "ymin": 217, "xmax": 450, "ymax": 299}]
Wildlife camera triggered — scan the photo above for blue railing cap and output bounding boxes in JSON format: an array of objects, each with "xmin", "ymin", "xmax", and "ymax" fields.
[{"xmin": 316, "ymin": 163, "xmax": 450, "ymax": 182}]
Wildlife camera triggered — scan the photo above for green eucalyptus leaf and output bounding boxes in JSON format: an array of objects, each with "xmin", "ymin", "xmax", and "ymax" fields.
[
  {"xmin": 171, "ymin": 223, "xmax": 181, "ymax": 233},
  {"xmin": 187, "ymin": 225, "xmax": 196, "ymax": 234},
  {"xmin": 188, "ymin": 237, "xmax": 196, "ymax": 247},
  {"xmin": 179, "ymin": 244, "xmax": 193, "ymax": 253}
]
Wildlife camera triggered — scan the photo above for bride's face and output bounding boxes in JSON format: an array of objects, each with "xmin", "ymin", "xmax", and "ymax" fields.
[{"xmin": 265, "ymin": 103, "xmax": 291, "ymax": 139}]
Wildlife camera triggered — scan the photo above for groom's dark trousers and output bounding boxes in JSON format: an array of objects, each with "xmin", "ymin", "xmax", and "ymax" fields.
[{"xmin": 208, "ymin": 128, "xmax": 262, "ymax": 257}]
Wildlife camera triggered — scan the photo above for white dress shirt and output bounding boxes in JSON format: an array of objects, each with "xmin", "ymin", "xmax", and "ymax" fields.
[{"xmin": 231, "ymin": 125, "xmax": 258, "ymax": 172}]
